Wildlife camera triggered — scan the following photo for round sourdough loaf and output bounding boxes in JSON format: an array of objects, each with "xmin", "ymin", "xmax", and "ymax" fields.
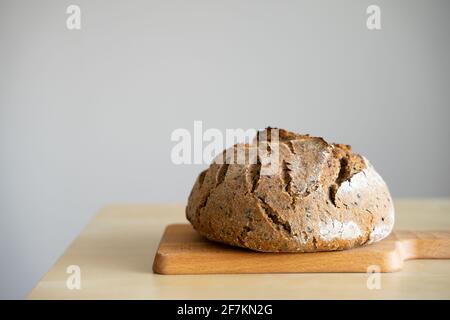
[{"xmin": 186, "ymin": 128, "xmax": 394, "ymax": 252}]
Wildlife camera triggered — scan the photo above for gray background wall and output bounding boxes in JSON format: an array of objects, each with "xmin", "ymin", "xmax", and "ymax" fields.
[{"xmin": 1, "ymin": 0, "xmax": 449, "ymax": 299}]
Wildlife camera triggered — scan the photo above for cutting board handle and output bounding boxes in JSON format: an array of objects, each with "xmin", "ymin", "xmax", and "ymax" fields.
[{"xmin": 395, "ymin": 230, "xmax": 450, "ymax": 260}]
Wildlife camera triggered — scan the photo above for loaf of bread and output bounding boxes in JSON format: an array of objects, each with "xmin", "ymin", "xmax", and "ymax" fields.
[{"xmin": 186, "ymin": 128, "xmax": 394, "ymax": 252}]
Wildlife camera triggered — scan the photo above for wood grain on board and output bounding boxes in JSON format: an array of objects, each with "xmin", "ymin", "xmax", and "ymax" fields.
[{"xmin": 153, "ymin": 224, "xmax": 450, "ymax": 274}]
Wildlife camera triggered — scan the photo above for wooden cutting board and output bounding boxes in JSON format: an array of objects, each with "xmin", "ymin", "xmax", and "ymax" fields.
[{"xmin": 153, "ymin": 224, "xmax": 450, "ymax": 274}]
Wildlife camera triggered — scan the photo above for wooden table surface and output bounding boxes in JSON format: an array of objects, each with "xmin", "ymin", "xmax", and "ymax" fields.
[{"xmin": 28, "ymin": 199, "xmax": 450, "ymax": 299}]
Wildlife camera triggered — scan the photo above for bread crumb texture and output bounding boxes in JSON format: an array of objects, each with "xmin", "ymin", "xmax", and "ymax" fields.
[{"xmin": 186, "ymin": 128, "xmax": 395, "ymax": 252}]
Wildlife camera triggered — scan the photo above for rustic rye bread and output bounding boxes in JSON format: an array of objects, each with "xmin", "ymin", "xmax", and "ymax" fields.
[{"xmin": 186, "ymin": 128, "xmax": 395, "ymax": 252}]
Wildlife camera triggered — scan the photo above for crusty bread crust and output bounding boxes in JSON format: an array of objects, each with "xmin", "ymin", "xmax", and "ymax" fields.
[{"xmin": 186, "ymin": 128, "xmax": 394, "ymax": 252}]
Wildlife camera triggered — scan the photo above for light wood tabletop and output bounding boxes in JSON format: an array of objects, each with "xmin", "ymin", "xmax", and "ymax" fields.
[{"xmin": 28, "ymin": 199, "xmax": 450, "ymax": 300}]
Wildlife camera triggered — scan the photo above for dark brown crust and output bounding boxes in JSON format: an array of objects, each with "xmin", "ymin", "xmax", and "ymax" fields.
[{"xmin": 186, "ymin": 128, "xmax": 395, "ymax": 252}]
